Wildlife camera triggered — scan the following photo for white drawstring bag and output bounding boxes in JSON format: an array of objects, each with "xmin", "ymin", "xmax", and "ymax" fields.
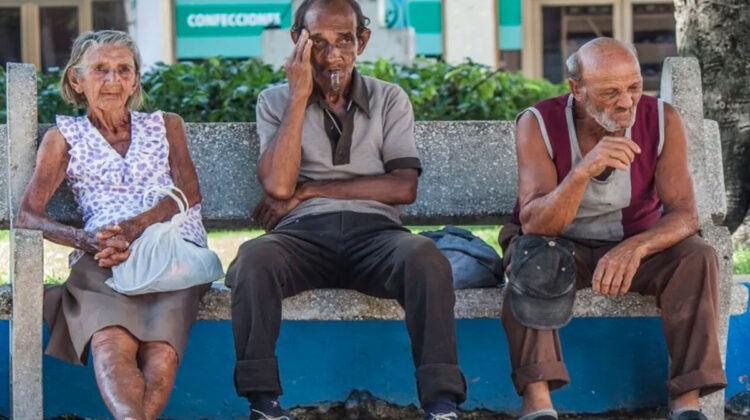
[{"xmin": 105, "ymin": 186, "xmax": 224, "ymax": 295}]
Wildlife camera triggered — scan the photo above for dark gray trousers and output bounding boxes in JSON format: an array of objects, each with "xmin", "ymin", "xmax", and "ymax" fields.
[{"xmin": 225, "ymin": 211, "xmax": 467, "ymax": 405}]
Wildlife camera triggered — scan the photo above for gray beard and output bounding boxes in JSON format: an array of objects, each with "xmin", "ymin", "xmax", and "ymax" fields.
[{"xmin": 587, "ymin": 102, "xmax": 635, "ymax": 132}]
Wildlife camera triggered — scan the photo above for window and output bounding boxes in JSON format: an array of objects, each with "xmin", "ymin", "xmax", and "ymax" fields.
[
  {"xmin": 39, "ymin": 6, "xmax": 78, "ymax": 70},
  {"xmin": 0, "ymin": 0, "xmax": 128, "ymax": 71},
  {"xmin": 631, "ymin": 2, "xmax": 676, "ymax": 91},
  {"xmin": 0, "ymin": 7, "xmax": 22, "ymax": 66},
  {"xmin": 523, "ymin": 0, "xmax": 676, "ymax": 92},
  {"xmin": 93, "ymin": 0, "xmax": 126, "ymax": 31},
  {"xmin": 542, "ymin": 5, "xmax": 614, "ymax": 83}
]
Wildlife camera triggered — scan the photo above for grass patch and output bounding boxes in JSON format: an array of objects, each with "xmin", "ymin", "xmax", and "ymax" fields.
[
  {"xmin": 7, "ymin": 226, "xmax": 750, "ymax": 281},
  {"xmin": 734, "ymin": 247, "xmax": 750, "ymax": 275},
  {"xmin": 0, "ymin": 226, "xmax": 502, "ymax": 284},
  {"xmin": 44, "ymin": 275, "xmax": 67, "ymax": 284},
  {"xmin": 205, "ymin": 229, "xmax": 265, "ymax": 240}
]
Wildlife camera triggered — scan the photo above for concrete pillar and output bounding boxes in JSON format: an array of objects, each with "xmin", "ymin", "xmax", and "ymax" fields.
[
  {"xmin": 10, "ymin": 229, "xmax": 44, "ymax": 420},
  {"xmin": 443, "ymin": 0, "xmax": 498, "ymax": 68},
  {"xmin": 661, "ymin": 56, "xmax": 727, "ymax": 420},
  {"xmin": 133, "ymin": 0, "xmax": 174, "ymax": 68},
  {"xmin": 661, "ymin": 57, "xmax": 713, "ymax": 223},
  {"xmin": 6, "ymin": 63, "xmax": 37, "ymax": 225},
  {"xmin": 6, "ymin": 63, "xmax": 45, "ymax": 420},
  {"xmin": 0, "ymin": 130, "xmax": 7, "ymax": 227}
]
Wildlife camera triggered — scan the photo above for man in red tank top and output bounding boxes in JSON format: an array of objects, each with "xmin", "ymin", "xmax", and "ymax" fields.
[{"xmin": 500, "ymin": 38, "xmax": 726, "ymax": 420}]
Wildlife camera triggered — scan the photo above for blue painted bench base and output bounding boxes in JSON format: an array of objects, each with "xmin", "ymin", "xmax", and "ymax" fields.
[
  {"xmin": 1, "ymin": 290, "xmax": 747, "ymax": 419},
  {"xmin": 0, "ymin": 318, "xmax": 693, "ymax": 418}
]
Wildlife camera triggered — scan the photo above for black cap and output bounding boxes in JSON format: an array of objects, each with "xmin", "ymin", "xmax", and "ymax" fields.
[{"xmin": 509, "ymin": 234, "xmax": 576, "ymax": 330}]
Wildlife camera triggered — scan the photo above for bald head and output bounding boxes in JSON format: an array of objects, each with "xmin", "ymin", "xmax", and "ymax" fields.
[{"xmin": 567, "ymin": 38, "xmax": 639, "ymax": 83}]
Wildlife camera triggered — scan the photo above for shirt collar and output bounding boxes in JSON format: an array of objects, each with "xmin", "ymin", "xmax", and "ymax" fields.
[{"xmin": 307, "ymin": 67, "xmax": 370, "ymax": 117}]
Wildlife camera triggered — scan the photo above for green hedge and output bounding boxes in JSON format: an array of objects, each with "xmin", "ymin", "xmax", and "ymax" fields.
[{"xmin": 0, "ymin": 58, "xmax": 567, "ymax": 123}]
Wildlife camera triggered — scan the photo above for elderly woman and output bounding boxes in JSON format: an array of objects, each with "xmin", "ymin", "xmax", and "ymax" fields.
[{"xmin": 16, "ymin": 30, "xmax": 211, "ymax": 420}]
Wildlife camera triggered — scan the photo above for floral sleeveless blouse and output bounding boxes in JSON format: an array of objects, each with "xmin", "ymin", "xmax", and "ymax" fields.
[{"xmin": 56, "ymin": 111, "xmax": 208, "ymax": 265}]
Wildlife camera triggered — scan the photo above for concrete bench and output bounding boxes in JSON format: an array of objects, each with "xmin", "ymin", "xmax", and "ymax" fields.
[{"xmin": 2, "ymin": 57, "xmax": 747, "ymax": 419}]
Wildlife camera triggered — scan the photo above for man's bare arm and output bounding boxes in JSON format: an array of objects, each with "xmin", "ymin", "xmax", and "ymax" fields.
[
  {"xmin": 252, "ymin": 168, "xmax": 418, "ymax": 230},
  {"xmin": 517, "ymin": 112, "xmax": 641, "ymax": 235},
  {"xmin": 609, "ymin": 103, "xmax": 698, "ymax": 257},
  {"xmin": 593, "ymin": 103, "xmax": 698, "ymax": 296},
  {"xmin": 516, "ymin": 111, "xmax": 587, "ymax": 235},
  {"xmin": 297, "ymin": 168, "xmax": 418, "ymax": 204},
  {"xmin": 257, "ymin": 30, "xmax": 313, "ymax": 200}
]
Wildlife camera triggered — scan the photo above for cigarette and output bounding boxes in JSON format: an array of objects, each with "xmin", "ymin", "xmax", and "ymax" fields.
[{"xmin": 331, "ymin": 72, "xmax": 340, "ymax": 93}]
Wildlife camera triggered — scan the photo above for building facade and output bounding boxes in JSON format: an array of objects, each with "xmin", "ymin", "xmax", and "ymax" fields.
[
  {"xmin": 522, "ymin": 0, "xmax": 675, "ymax": 90},
  {"xmin": 0, "ymin": 0, "xmax": 128, "ymax": 71},
  {"xmin": 1, "ymin": 0, "xmax": 676, "ymax": 90}
]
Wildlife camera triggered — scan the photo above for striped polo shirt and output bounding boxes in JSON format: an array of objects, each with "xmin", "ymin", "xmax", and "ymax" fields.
[
  {"xmin": 515, "ymin": 93, "xmax": 665, "ymax": 241},
  {"xmin": 256, "ymin": 68, "xmax": 421, "ymax": 228}
]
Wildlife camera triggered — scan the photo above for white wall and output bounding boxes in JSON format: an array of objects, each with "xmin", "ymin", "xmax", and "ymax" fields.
[
  {"xmin": 443, "ymin": 0, "xmax": 498, "ymax": 68},
  {"xmin": 131, "ymin": 0, "xmax": 174, "ymax": 69}
]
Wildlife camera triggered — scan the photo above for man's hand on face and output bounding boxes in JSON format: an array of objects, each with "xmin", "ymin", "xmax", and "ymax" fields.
[
  {"xmin": 592, "ymin": 240, "xmax": 646, "ymax": 296},
  {"xmin": 252, "ymin": 193, "xmax": 302, "ymax": 231},
  {"xmin": 286, "ymin": 29, "xmax": 314, "ymax": 101},
  {"xmin": 577, "ymin": 136, "xmax": 642, "ymax": 178}
]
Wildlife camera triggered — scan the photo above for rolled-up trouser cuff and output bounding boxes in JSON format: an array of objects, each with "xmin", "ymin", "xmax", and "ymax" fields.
[
  {"xmin": 667, "ymin": 368, "xmax": 727, "ymax": 398},
  {"xmin": 234, "ymin": 357, "xmax": 283, "ymax": 397},
  {"xmin": 416, "ymin": 363, "xmax": 467, "ymax": 406},
  {"xmin": 511, "ymin": 360, "xmax": 570, "ymax": 396}
]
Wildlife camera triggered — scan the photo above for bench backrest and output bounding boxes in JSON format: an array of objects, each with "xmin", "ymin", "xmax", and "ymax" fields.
[
  {"xmin": 0, "ymin": 121, "xmax": 518, "ymax": 228},
  {"xmin": 0, "ymin": 58, "xmax": 728, "ymax": 229},
  {"xmin": 0, "ymin": 120, "xmax": 518, "ymax": 228}
]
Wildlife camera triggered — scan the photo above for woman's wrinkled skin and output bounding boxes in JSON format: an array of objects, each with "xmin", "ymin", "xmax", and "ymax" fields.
[{"xmin": 16, "ymin": 33, "xmax": 202, "ymax": 420}]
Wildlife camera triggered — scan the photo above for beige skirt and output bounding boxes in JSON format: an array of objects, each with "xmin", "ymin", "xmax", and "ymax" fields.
[{"xmin": 43, "ymin": 253, "xmax": 210, "ymax": 366}]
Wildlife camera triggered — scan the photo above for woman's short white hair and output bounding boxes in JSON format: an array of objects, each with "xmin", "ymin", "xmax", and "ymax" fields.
[{"xmin": 60, "ymin": 30, "xmax": 145, "ymax": 109}]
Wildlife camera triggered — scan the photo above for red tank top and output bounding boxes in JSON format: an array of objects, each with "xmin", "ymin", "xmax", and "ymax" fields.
[{"xmin": 511, "ymin": 93, "xmax": 665, "ymax": 240}]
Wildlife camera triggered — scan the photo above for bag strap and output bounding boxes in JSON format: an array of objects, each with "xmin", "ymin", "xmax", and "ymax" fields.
[{"xmin": 142, "ymin": 185, "xmax": 189, "ymax": 215}]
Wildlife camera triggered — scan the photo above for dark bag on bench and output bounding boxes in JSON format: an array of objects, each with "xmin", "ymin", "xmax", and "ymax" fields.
[{"xmin": 420, "ymin": 225, "xmax": 504, "ymax": 289}]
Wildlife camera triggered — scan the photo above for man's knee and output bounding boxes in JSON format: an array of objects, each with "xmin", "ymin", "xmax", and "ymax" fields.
[
  {"xmin": 231, "ymin": 237, "xmax": 287, "ymax": 271},
  {"xmin": 666, "ymin": 236, "xmax": 716, "ymax": 262},
  {"xmin": 654, "ymin": 237, "xmax": 721, "ymax": 311},
  {"xmin": 392, "ymin": 235, "xmax": 453, "ymax": 292},
  {"xmin": 400, "ymin": 234, "xmax": 451, "ymax": 271},
  {"xmin": 670, "ymin": 237, "xmax": 719, "ymax": 284},
  {"xmin": 226, "ymin": 237, "xmax": 288, "ymax": 291}
]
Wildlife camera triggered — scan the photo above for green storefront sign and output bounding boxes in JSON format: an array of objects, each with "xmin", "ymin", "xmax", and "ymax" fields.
[
  {"xmin": 498, "ymin": 0, "xmax": 522, "ymax": 50},
  {"xmin": 175, "ymin": 0, "xmax": 521, "ymax": 60},
  {"xmin": 388, "ymin": 0, "xmax": 521, "ymax": 56},
  {"xmin": 175, "ymin": 0, "xmax": 292, "ymax": 59}
]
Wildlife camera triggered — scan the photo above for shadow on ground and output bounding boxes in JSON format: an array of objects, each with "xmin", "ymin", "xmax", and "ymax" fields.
[{"xmin": 42, "ymin": 389, "xmax": 750, "ymax": 419}]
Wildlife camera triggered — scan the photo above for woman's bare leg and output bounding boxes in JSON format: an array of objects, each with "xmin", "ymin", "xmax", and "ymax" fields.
[
  {"xmin": 91, "ymin": 326, "xmax": 147, "ymax": 420},
  {"xmin": 138, "ymin": 341, "xmax": 179, "ymax": 419}
]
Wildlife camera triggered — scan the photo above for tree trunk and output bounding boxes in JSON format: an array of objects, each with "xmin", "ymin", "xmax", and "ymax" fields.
[{"xmin": 674, "ymin": 0, "xmax": 750, "ymax": 232}]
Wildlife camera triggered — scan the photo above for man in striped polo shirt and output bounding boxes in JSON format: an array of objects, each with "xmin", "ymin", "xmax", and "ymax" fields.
[
  {"xmin": 224, "ymin": 1, "xmax": 466, "ymax": 419},
  {"xmin": 500, "ymin": 38, "xmax": 726, "ymax": 420}
]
